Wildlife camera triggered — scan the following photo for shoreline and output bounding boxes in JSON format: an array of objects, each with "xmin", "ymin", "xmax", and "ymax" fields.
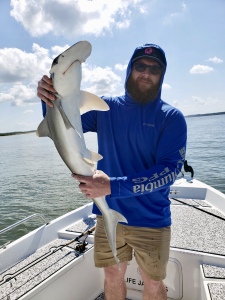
[
  {"xmin": 0, "ymin": 130, "xmax": 36, "ymax": 137},
  {"xmin": 1, "ymin": 111, "xmax": 225, "ymax": 136},
  {"xmin": 185, "ymin": 111, "xmax": 225, "ymax": 118}
]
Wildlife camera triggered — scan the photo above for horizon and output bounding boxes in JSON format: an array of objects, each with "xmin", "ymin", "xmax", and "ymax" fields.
[{"xmin": 1, "ymin": 111, "xmax": 224, "ymax": 135}]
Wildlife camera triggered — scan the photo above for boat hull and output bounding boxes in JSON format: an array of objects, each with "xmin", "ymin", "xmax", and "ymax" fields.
[{"xmin": 1, "ymin": 178, "xmax": 225, "ymax": 300}]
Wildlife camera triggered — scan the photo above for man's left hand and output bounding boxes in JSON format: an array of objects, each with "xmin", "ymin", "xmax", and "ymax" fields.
[{"xmin": 72, "ymin": 170, "xmax": 111, "ymax": 199}]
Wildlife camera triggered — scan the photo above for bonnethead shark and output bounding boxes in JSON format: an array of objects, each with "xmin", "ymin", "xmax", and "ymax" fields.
[{"xmin": 36, "ymin": 41, "xmax": 127, "ymax": 265}]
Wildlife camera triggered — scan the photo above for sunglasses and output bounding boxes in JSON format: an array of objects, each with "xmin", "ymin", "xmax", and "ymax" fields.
[{"xmin": 133, "ymin": 62, "xmax": 162, "ymax": 75}]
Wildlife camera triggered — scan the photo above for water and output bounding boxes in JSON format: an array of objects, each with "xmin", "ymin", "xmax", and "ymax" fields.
[
  {"xmin": 185, "ymin": 114, "xmax": 225, "ymax": 193},
  {"xmin": 0, "ymin": 115, "xmax": 225, "ymax": 246}
]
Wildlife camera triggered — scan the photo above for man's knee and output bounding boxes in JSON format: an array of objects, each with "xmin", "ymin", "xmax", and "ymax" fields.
[{"xmin": 104, "ymin": 262, "xmax": 127, "ymax": 281}]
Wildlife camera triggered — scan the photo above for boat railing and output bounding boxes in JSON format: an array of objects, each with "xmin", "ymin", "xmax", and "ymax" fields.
[{"xmin": 0, "ymin": 213, "xmax": 49, "ymax": 236}]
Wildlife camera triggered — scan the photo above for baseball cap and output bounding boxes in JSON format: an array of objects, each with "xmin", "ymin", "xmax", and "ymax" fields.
[{"xmin": 132, "ymin": 45, "xmax": 167, "ymax": 69}]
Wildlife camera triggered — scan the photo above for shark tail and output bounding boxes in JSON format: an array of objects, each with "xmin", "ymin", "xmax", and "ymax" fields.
[{"xmin": 102, "ymin": 209, "xmax": 128, "ymax": 268}]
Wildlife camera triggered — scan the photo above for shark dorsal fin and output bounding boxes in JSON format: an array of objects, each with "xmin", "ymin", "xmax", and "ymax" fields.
[{"xmin": 79, "ymin": 90, "xmax": 109, "ymax": 115}]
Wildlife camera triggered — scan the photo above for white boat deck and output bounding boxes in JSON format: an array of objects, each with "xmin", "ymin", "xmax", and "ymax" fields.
[
  {"xmin": 203, "ymin": 265, "xmax": 225, "ymax": 300},
  {"xmin": 171, "ymin": 197, "xmax": 225, "ymax": 256},
  {"xmin": 1, "ymin": 178, "xmax": 225, "ymax": 299},
  {"xmin": 170, "ymin": 196, "xmax": 225, "ymax": 300}
]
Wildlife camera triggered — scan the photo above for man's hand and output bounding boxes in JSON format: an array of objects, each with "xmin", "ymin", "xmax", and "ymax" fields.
[
  {"xmin": 72, "ymin": 170, "xmax": 111, "ymax": 198},
  {"xmin": 37, "ymin": 75, "xmax": 57, "ymax": 107}
]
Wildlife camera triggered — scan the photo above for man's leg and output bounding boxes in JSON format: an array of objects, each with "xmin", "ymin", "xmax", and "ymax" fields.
[
  {"xmin": 94, "ymin": 218, "xmax": 132, "ymax": 299},
  {"xmin": 139, "ymin": 268, "xmax": 167, "ymax": 300},
  {"xmin": 104, "ymin": 262, "xmax": 128, "ymax": 300},
  {"xmin": 122, "ymin": 225, "xmax": 171, "ymax": 300}
]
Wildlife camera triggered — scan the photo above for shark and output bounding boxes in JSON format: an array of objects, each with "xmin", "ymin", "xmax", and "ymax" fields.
[{"xmin": 36, "ymin": 41, "xmax": 127, "ymax": 265}]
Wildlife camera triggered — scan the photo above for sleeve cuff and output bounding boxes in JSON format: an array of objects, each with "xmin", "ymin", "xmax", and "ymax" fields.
[{"xmin": 110, "ymin": 176, "xmax": 127, "ymax": 198}]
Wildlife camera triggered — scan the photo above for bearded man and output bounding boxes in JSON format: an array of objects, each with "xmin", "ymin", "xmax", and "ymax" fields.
[{"xmin": 37, "ymin": 43, "xmax": 187, "ymax": 300}]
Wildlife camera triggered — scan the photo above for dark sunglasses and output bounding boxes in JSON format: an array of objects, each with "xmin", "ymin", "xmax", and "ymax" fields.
[{"xmin": 133, "ymin": 62, "xmax": 162, "ymax": 75}]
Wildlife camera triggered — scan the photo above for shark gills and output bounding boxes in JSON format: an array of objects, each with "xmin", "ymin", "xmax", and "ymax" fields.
[{"xmin": 37, "ymin": 41, "xmax": 127, "ymax": 266}]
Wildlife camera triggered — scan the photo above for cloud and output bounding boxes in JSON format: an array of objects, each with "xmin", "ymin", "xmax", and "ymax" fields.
[
  {"xmin": 82, "ymin": 64, "xmax": 122, "ymax": 96},
  {"xmin": 162, "ymin": 83, "xmax": 171, "ymax": 90},
  {"xmin": 0, "ymin": 42, "xmax": 125, "ymax": 106},
  {"xmin": 0, "ymin": 43, "xmax": 57, "ymax": 107},
  {"xmin": 115, "ymin": 63, "xmax": 127, "ymax": 71},
  {"xmin": 207, "ymin": 56, "xmax": 223, "ymax": 64},
  {"xmin": 0, "ymin": 84, "xmax": 36, "ymax": 106},
  {"xmin": 0, "ymin": 44, "xmax": 52, "ymax": 84},
  {"xmin": 10, "ymin": 0, "xmax": 144, "ymax": 37},
  {"xmin": 189, "ymin": 65, "xmax": 214, "ymax": 74},
  {"xmin": 51, "ymin": 45, "xmax": 71, "ymax": 59}
]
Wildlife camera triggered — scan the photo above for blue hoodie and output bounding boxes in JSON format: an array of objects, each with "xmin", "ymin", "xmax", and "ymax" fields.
[
  {"xmin": 42, "ymin": 44, "xmax": 187, "ymax": 228},
  {"xmin": 81, "ymin": 44, "xmax": 187, "ymax": 228}
]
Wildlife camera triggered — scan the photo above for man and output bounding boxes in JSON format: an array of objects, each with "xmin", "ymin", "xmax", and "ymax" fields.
[{"xmin": 37, "ymin": 43, "xmax": 187, "ymax": 300}]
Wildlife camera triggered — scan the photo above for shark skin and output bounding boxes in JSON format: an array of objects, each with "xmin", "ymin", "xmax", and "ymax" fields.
[{"xmin": 37, "ymin": 41, "xmax": 127, "ymax": 265}]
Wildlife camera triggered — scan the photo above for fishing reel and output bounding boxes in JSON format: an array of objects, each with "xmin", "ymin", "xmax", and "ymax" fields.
[{"xmin": 74, "ymin": 239, "xmax": 88, "ymax": 253}]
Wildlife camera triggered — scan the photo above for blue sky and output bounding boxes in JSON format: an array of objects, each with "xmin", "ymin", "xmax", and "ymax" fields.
[{"xmin": 0, "ymin": 0, "xmax": 224, "ymax": 133}]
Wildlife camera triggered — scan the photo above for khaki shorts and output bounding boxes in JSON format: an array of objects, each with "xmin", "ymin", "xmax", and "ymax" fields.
[{"xmin": 94, "ymin": 216, "xmax": 171, "ymax": 281}]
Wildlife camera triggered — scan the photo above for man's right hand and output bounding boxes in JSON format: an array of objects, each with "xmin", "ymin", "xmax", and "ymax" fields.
[{"xmin": 37, "ymin": 75, "xmax": 57, "ymax": 107}]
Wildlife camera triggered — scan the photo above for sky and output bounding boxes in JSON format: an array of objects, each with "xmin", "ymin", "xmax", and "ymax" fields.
[{"xmin": 0, "ymin": 0, "xmax": 225, "ymax": 133}]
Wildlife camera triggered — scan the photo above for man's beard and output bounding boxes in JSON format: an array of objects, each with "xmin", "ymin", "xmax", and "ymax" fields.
[{"xmin": 126, "ymin": 75, "xmax": 161, "ymax": 105}]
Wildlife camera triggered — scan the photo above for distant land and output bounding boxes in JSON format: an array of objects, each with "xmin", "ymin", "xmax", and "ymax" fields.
[
  {"xmin": 185, "ymin": 111, "xmax": 225, "ymax": 118},
  {"xmin": 0, "ymin": 111, "xmax": 225, "ymax": 136},
  {"xmin": 0, "ymin": 130, "xmax": 36, "ymax": 137}
]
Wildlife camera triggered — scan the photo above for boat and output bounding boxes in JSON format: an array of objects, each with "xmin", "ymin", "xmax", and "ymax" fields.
[{"xmin": 1, "ymin": 176, "xmax": 225, "ymax": 300}]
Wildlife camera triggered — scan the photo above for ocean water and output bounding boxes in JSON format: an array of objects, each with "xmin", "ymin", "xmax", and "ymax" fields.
[
  {"xmin": 0, "ymin": 114, "xmax": 225, "ymax": 246},
  {"xmin": 185, "ymin": 114, "xmax": 225, "ymax": 193}
]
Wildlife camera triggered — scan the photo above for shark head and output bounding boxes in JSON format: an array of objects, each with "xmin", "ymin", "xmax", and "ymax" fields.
[
  {"xmin": 50, "ymin": 41, "xmax": 92, "ymax": 75},
  {"xmin": 51, "ymin": 61, "xmax": 81, "ymax": 98}
]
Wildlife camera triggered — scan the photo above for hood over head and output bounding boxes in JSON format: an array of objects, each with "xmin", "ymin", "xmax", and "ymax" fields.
[{"xmin": 125, "ymin": 43, "xmax": 167, "ymax": 101}]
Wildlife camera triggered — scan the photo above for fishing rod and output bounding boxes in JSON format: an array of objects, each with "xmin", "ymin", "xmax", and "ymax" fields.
[
  {"xmin": 172, "ymin": 198, "xmax": 225, "ymax": 221},
  {"xmin": 0, "ymin": 225, "xmax": 96, "ymax": 286}
]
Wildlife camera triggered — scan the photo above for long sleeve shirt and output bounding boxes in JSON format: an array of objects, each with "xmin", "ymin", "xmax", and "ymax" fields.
[{"xmin": 81, "ymin": 94, "xmax": 187, "ymax": 227}]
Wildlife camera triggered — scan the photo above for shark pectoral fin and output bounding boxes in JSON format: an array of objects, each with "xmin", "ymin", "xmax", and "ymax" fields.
[
  {"xmin": 36, "ymin": 118, "xmax": 52, "ymax": 139},
  {"xmin": 79, "ymin": 90, "xmax": 109, "ymax": 115}
]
